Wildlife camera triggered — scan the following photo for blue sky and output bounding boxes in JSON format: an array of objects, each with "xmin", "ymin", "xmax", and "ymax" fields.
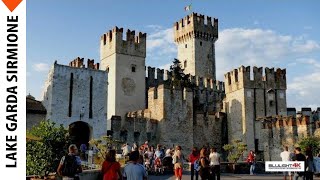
[{"xmin": 27, "ymin": 0, "xmax": 320, "ymax": 110}]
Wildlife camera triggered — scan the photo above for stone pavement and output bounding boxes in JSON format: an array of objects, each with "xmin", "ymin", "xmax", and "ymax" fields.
[{"xmin": 149, "ymin": 172, "xmax": 320, "ymax": 180}]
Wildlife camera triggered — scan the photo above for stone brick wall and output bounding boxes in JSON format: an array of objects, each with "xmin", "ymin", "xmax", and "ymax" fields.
[
  {"xmin": 42, "ymin": 62, "xmax": 108, "ymax": 138},
  {"xmin": 174, "ymin": 13, "xmax": 218, "ymax": 80},
  {"xmin": 259, "ymin": 115, "xmax": 320, "ymax": 161},
  {"xmin": 224, "ymin": 66, "xmax": 287, "ymax": 152}
]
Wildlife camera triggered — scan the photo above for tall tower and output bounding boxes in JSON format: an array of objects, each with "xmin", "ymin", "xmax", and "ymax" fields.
[
  {"xmin": 224, "ymin": 66, "xmax": 287, "ymax": 151},
  {"xmin": 174, "ymin": 13, "xmax": 218, "ymax": 80},
  {"xmin": 100, "ymin": 27, "xmax": 146, "ymax": 127}
]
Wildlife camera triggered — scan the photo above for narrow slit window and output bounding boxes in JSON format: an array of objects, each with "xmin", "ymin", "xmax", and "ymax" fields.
[
  {"xmin": 89, "ymin": 76, "xmax": 93, "ymax": 118},
  {"xmin": 68, "ymin": 73, "xmax": 73, "ymax": 117}
]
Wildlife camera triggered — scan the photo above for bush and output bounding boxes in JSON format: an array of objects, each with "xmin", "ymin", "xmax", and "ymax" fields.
[
  {"xmin": 27, "ymin": 120, "xmax": 69, "ymax": 176},
  {"xmin": 223, "ymin": 140, "xmax": 247, "ymax": 163},
  {"xmin": 297, "ymin": 136, "xmax": 320, "ymax": 156}
]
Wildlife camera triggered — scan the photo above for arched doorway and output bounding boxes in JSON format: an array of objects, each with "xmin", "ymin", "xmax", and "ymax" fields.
[{"xmin": 69, "ymin": 121, "xmax": 91, "ymax": 148}]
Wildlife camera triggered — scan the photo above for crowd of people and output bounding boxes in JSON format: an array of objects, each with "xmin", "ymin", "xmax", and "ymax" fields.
[
  {"xmin": 280, "ymin": 146, "xmax": 320, "ymax": 180},
  {"xmin": 56, "ymin": 142, "xmax": 320, "ymax": 180}
]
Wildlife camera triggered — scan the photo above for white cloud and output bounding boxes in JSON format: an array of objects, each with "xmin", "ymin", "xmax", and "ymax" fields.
[
  {"xmin": 215, "ymin": 28, "xmax": 320, "ymax": 80},
  {"xmin": 287, "ymin": 71, "xmax": 320, "ymax": 109},
  {"xmin": 296, "ymin": 58, "xmax": 320, "ymax": 68},
  {"xmin": 146, "ymin": 27, "xmax": 177, "ymax": 66},
  {"xmin": 158, "ymin": 63, "xmax": 171, "ymax": 70},
  {"xmin": 33, "ymin": 63, "xmax": 50, "ymax": 72},
  {"xmin": 303, "ymin": 26, "xmax": 312, "ymax": 30}
]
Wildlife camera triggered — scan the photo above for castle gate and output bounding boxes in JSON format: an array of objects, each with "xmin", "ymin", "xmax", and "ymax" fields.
[{"xmin": 69, "ymin": 121, "xmax": 92, "ymax": 148}]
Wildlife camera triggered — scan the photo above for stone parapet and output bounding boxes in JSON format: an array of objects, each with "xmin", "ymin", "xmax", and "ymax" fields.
[
  {"xmin": 224, "ymin": 66, "xmax": 286, "ymax": 93},
  {"xmin": 100, "ymin": 26, "xmax": 146, "ymax": 58},
  {"xmin": 174, "ymin": 12, "xmax": 218, "ymax": 43}
]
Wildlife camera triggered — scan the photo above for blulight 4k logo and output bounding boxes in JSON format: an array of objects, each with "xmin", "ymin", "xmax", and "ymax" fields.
[{"xmin": 265, "ymin": 161, "xmax": 305, "ymax": 172}]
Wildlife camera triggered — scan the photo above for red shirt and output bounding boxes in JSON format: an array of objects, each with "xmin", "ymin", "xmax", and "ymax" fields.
[
  {"xmin": 101, "ymin": 161, "xmax": 121, "ymax": 180},
  {"xmin": 189, "ymin": 153, "xmax": 200, "ymax": 164}
]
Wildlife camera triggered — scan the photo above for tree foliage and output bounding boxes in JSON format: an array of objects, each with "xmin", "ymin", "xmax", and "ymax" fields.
[
  {"xmin": 169, "ymin": 58, "xmax": 192, "ymax": 88},
  {"xmin": 89, "ymin": 136, "xmax": 124, "ymax": 165},
  {"xmin": 27, "ymin": 120, "xmax": 69, "ymax": 176},
  {"xmin": 223, "ymin": 140, "xmax": 247, "ymax": 163},
  {"xmin": 297, "ymin": 136, "xmax": 320, "ymax": 156}
]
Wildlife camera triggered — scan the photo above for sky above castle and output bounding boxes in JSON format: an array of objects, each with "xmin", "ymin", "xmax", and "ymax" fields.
[{"xmin": 27, "ymin": 0, "xmax": 320, "ymax": 110}]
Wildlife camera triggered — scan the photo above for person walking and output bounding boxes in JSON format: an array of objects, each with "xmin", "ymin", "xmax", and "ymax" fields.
[
  {"xmin": 305, "ymin": 148, "xmax": 316, "ymax": 180},
  {"xmin": 189, "ymin": 147, "xmax": 200, "ymax": 180},
  {"xmin": 292, "ymin": 147, "xmax": 306, "ymax": 180},
  {"xmin": 57, "ymin": 144, "xmax": 82, "ymax": 180},
  {"xmin": 246, "ymin": 150, "xmax": 256, "ymax": 175},
  {"xmin": 199, "ymin": 148, "xmax": 210, "ymax": 180},
  {"xmin": 79, "ymin": 143, "xmax": 87, "ymax": 161},
  {"xmin": 173, "ymin": 146, "xmax": 184, "ymax": 180},
  {"xmin": 123, "ymin": 151, "xmax": 148, "ymax": 180},
  {"xmin": 101, "ymin": 149, "xmax": 122, "ymax": 180},
  {"xmin": 209, "ymin": 147, "xmax": 221, "ymax": 180},
  {"xmin": 280, "ymin": 146, "xmax": 293, "ymax": 180}
]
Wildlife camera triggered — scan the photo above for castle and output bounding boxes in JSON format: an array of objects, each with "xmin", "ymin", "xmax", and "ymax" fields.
[{"xmin": 39, "ymin": 12, "xmax": 320, "ymax": 161}]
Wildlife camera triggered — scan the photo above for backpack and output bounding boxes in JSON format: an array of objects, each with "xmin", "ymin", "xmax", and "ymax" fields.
[
  {"xmin": 62, "ymin": 155, "xmax": 78, "ymax": 177},
  {"xmin": 194, "ymin": 158, "xmax": 201, "ymax": 171}
]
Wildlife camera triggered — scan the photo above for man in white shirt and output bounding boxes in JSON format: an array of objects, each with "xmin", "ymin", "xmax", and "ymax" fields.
[
  {"xmin": 209, "ymin": 147, "xmax": 221, "ymax": 180},
  {"xmin": 280, "ymin": 146, "xmax": 292, "ymax": 180}
]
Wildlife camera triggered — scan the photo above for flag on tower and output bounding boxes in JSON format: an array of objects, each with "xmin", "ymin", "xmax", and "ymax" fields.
[{"xmin": 184, "ymin": 4, "xmax": 191, "ymax": 11}]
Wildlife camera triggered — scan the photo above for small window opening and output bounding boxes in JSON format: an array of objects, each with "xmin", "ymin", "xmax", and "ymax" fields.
[
  {"xmin": 200, "ymin": 41, "xmax": 202, "ymax": 46},
  {"xmin": 184, "ymin": 60, "xmax": 187, "ymax": 68},
  {"xmin": 185, "ymin": 44, "xmax": 187, "ymax": 48},
  {"xmin": 131, "ymin": 66, "xmax": 136, "ymax": 72}
]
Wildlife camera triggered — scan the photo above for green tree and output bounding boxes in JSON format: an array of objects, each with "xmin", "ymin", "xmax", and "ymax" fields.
[
  {"xmin": 223, "ymin": 140, "xmax": 247, "ymax": 163},
  {"xmin": 89, "ymin": 136, "xmax": 124, "ymax": 165},
  {"xmin": 297, "ymin": 136, "xmax": 320, "ymax": 156},
  {"xmin": 169, "ymin": 58, "xmax": 191, "ymax": 88},
  {"xmin": 27, "ymin": 120, "xmax": 69, "ymax": 176}
]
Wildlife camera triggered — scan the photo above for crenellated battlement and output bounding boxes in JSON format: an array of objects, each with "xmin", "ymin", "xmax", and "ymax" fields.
[
  {"xmin": 100, "ymin": 26, "xmax": 146, "ymax": 58},
  {"xmin": 69, "ymin": 57, "xmax": 100, "ymax": 70},
  {"xmin": 174, "ymin": 12, "xmax": 218, "ymax": 43},
  {"xmin": 145, "ymin": 66, "xmax": 169, "ymax": 88},
  {"xmin": 259, "ymin": 115, "xmax": 315, "ymax": 129},
  {"xmin": 189, "ymin": 75, "xmax": 225, "ymax": 92},
  {"xmin": 224, "ymin": 66, "xmax": 286, "ymax": 93}
]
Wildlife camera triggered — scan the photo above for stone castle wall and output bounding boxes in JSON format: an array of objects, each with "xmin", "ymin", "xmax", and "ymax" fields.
[
  {"xmin": 110, "ymin": 84, "xmax": 227, "ymax": 154},
  {"xmin": 42, "ymin": 59, "xmax": 108, "ymax": 138},
  {"xmin": 224, "ymin": 66, "xmax": 287, "ymax": 151},
  {"xmin": 100, "ymin": 27, "xmax": 146, "ymax": 123},
  {"xmin": 174, "ymin": 12, "xmax": 219, "ymax": 80},
  {"xmin": 260, "ymin": 115, "xmax": 320, "ymax": 161}
]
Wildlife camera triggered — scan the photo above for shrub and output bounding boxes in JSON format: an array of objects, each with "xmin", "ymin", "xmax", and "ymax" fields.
[
  {"xmin": 223, "ymin": 140, "xmax": 247, "ymax": 163},
  {"xmin": 26, "ymin": 120, "xmax": 69, "ymax": 176},
  {"xmin": 297, "ymin": 136, "xmax": 320, "ymax": 156}
]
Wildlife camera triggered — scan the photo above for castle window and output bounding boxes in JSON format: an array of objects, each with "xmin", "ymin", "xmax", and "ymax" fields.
[
  {"xmin": 106, "ymin": 67, "xmax": 109, "ymax": 73},
  {"xmin": 131, "ymin": 64, "xmax": 136, "ymax": 72},
  {"xmin": 184, "ymin": 60, "xmax": 187, "ymax": 68},
  {"xmin": 68, "ymin": 73, "xmax": 73, "ymax": 117},
  {"xmin": 200, "ymin": 41, "xmax": 202, "ymax": 46},
  {"xmin": 89, "ymin": 76, "xmax": 93, "ymax": 118},
  {"xmin": 185, "ymin": 44, "xmax": 187, "ymax": 48}
]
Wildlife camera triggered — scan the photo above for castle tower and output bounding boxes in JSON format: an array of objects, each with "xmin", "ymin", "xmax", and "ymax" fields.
[
  {"xmin": 100, "ymin": 27, "xmax": 146, "ymax": 127},
  {"xmin": 224, "ymin": 66, "xmax": 287, "ymax": 151},
  {"xmin": 174, "ymin": 12, "xmax": 218, "ymax": 80}
]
